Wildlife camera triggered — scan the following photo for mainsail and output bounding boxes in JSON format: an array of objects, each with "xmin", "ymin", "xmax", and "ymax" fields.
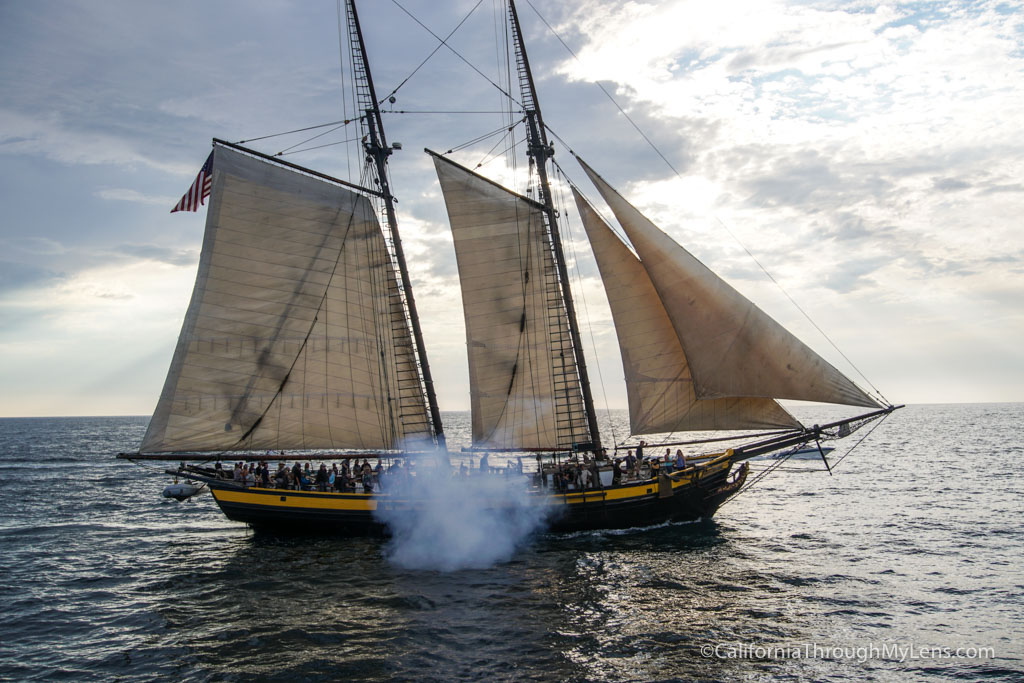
[
  {"xmin": 575, "ymin": 157, "xmax": 881, "ymax": 414},
  {"xmin": 430, "ymin": 152, "xmax": 590, "ymax": 450},
  {"xmin": 140, "ymin": 144, "xmax": 433, "ymax": 453}
]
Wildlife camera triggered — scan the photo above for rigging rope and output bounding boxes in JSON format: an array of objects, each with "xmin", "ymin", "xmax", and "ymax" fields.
[
  {"xmin": 275, "ymin": 121, "xmax": 353, "ymax": 157},
  {"xmin": 466, "ymin": 137, "xmax": 524, "ymax": 172},
  {"xmin": 523, "ymin": 0, "xmax": 679, "ymax": 177},
  {"xmin": 475, "ymin": 129, "xmax": 527, "ymax": 169},
  {"xmin": 444, "ymin": 122, "xmax": 519, "ymax": 155},
  {"xmin": 379, "ymin": 0, "xmax": 486, "ymax": 105},
  {"xmin": 276, "ymin": 136, "xmax": 363, "ymax": 157},
  {"xmin": 336, "ymin": 0, "xmax": 353, "ymax": 180},
  {"xmin": 383, "ymin": 110, "xmax": 511, "ymax": 114},
  {"xmin": 720, "ymin": 214, "xmax": 888, "ymax": 405},
  {"xmin": 234, "ymin": 118, "xmax": 361, "ymax": 145},
  {"xmin": 720, "ymin": 410, "xmax": 893, "ymax": 505},
  {"xmin": 389, "ymin": 0, "xmax": 524, "ymax": 110},
  {"xmin": 554, "ymin": 165, "xmax": 620, "ymax": 453},
  {"xmin": 827, "ymin": 410, "xmax": 892, "ymax": 470},
  {"xmin": 525, "ymin": 1, "xmax": 888, "ymax": 407},
  {"xmin": 718, "ymin": 449, "xmax": 796, "ymax": 508}
]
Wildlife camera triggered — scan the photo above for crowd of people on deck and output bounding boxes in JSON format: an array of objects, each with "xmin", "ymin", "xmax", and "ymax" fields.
[
  {"xmin": 213, "ymin": 458, "xmax": 407, "ymax": 493},
  {"xmin": 207, "ymin": 439, "xmax": 696, "ymax": 494},
  {"xmin": 542, "ymin": 441, "xmax": 692, "ymax": 492}
]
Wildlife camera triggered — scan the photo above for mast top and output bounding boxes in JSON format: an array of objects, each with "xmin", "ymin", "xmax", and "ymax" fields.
[
  {"xmin": 345, "ymin": 0, "xmax": 447, "ymax": 451},
  {"xmin": 506, "ymin": 0, "xmax": 603, "ymax": 453}
]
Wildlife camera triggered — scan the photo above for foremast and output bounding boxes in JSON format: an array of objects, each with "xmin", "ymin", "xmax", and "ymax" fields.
[
  {"xmin": 346, "ymin": 0, "xmax": 446, "ymax": 452},
  {"xmin": 507, "ymin": 0, "xmax": 602, "ymax": 455}
]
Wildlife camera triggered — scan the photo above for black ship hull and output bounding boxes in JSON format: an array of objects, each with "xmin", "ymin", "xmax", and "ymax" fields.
[{"xmin": 200, "ymin": 457, "xmax": 747, "ymax": 536}]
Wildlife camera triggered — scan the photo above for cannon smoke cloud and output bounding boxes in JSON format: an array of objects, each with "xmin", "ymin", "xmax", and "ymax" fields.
[{"xmin": 372, "ymin": 455, "xmax": 551, "ymax": 571}]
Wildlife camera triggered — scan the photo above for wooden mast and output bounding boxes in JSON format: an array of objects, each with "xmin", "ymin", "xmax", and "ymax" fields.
[
  {"xmin": 507, "ymin": 0, "xmax": 603, "ymax": 454},
  {"xmin": 346, "ymin": 0, "xmax": 447, "ymax": 452}
]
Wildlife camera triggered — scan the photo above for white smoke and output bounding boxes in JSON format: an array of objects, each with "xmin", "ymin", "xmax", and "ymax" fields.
[{"xmin": 373, "ymin": 455, "xmax": 552, "ymax": 571}]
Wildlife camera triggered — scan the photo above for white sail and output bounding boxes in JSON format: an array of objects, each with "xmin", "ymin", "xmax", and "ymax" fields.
[
  {"xmin": 431, "ymin": 153, "xmax": 590, "ymax": 449},
  {"xmin": 573, "ymin": 188, "xmax": 801, "ymax": 433},
  {"xmin": 577, "ymin": 157, "xmax": 880, "ymax": 409},
  {"xmin": 140, "ymin": 145, "xmax": 433, "ymax": 453}
]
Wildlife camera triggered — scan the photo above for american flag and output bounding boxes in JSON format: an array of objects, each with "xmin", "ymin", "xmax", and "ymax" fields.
[{"xmin": 170, "ymin": 151, "xmax": 214, "ymax": 213}]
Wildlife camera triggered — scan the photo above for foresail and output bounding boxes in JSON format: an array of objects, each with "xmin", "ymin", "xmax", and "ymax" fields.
[
  {"xmin": 140, "ymin": 145, "xmax": 433, "ymax": 453},
  {"xmin": 431, "ymin": 152, "xmax": 590, "ymax": 450},
  {"xmin": 577, "ymin": 158, "xmax": 881, "ymax": 409},
  {"xmin": 574, "ymin": 188, "xmax": 800, "ymax": 433}
]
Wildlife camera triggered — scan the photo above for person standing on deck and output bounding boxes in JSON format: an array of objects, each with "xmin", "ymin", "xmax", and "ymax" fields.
[
  {"xmin": 625, "ymin": 450, "xmax": 637, "ymax": 479},
  {"xmin": 674, "ymin": 450, "xmax": 687, "ymax": 471}
]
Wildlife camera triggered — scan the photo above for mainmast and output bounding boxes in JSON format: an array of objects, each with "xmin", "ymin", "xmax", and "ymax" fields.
[
  {"xmin": 346, "ymin": 0, "xmax": 447, "ymax": 451},
  {"xmin": 507, "ymin": 0, "xmax": 602, "ymax": 454}
]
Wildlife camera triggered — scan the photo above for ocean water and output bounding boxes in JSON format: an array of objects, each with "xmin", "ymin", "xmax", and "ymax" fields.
[{"xmin": 0, "ymin": 404, "xmax": 1021, "ymax": 681}]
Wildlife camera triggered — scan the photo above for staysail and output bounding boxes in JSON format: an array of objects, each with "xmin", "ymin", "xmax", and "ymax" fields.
[
  {"xmin": 140, "ymin": 144, "xmax": 433, "ymax": 453},
  {"xmin": 576, "ymin": 157, "xmax": 881, "ymax": 410},
  {"xmin": 573, "ymin": 188, "xmax": 800, "ymax": 433},
  {"xmin": 430, "ymin": 152, "xmax": 590, "ymax": 450}
]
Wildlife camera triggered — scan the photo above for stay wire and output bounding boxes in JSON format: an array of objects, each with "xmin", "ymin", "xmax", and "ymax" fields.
[
  {"xmin": 528, "ymin": 1, "xmax": 887, "ymax": 406},
  {"xmin": 550, "ymin": 156, "xmax": 647, "ymax": 451},
  {"xmin": 718, "ymin": 451, "xmax": 796, "ymax": 508},
  {"xmin": 277, "ymin": 135, "xmax": 363, "ymax": 157},
  {"xmin": 551, "ymin": 157, "xmax": 632, "ymax": 252},
  {"xmin": 827, "ymin": 411, "xmax": 892, "ymax": 470},
  {"xmin": 336, "ymin": 0, "xmax": 354, "ymax": 180},
  {"xmin": 234, "ymin": 117, "xmax": 361, "ymax": 145},
  {"xmin": 554, "ymin": 165, "xmax": 620, "ymax": 452},
  {"xmin": 275, "ymin": 114, "xmax": 357, "ymax": 156},
  {"xmin": 494, "ymin": 0, "xmax": 514, "ymax": 174},
  {"xmin": 445, "ymin": 121, "xmax": 520, "ymax": 155},
  {"xmin": 475, "ymin": 133, "xmax": 527, "ymax": 171},
  {"xmin": 717, "ymin": 213, "xmax": 890, "ymax": 406},
  {"xmin": 722, "ymin": 410, "xmax": 892, "ymax": 506},
  {"xmin": 476, "ymin": 129, "xmax": 517, "ymax": 169},
  {"xmin": 390, "ymin": 0, "xmax": 524, "ymax": 110},
  {"xmin": 379, "ymin": 0, "xmax": 485, "ymax": 106},
  {"xmin": 523, "ymin": 0, "xmax": 679, "ymax": 177},
  {"xmin": 383, "ymin": 109, "xmax": 510, "ymax": 114}
]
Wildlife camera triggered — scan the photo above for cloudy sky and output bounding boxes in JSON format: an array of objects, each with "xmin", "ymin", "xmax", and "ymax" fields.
[{"xmin": 1, "ymin": 0, "xmax": 1022, "ymax": 417}]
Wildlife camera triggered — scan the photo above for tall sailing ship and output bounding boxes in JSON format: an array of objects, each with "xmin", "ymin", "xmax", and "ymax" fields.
[{"xmin": 121, "ymin": 0, "xmax": 899, "ymax": 534}]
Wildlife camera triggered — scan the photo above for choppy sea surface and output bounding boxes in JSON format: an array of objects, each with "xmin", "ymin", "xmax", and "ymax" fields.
[{"xmin": 0, "ymin": 404, "xmax": 1021, "ymax": 681}]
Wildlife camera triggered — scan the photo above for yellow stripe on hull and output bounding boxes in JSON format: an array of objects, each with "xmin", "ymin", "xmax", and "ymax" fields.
[
  {"xmin": 212, "ymin": 488, "xmax": 378, "ymax": 511},
  {"xmin": 212, "ymin": 458, "xmax": 730, "ymax": 511}
]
